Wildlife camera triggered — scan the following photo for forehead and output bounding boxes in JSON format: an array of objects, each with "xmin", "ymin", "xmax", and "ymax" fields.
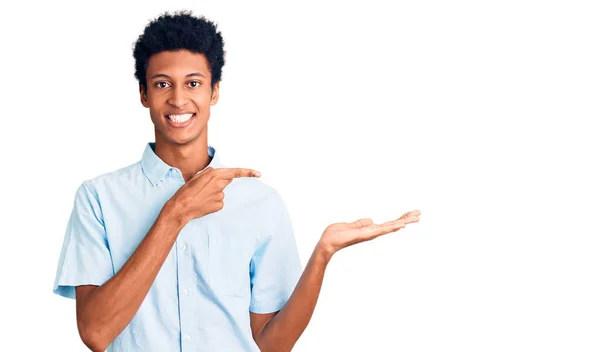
[{"xmin": 146, "ymin": 50, "xmax": 211, "ymax": 78}]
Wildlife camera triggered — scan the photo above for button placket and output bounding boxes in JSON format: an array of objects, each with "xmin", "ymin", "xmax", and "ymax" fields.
[{"xmin": 176, "ymin": 225, "xmax": 194, "ymax": 347}]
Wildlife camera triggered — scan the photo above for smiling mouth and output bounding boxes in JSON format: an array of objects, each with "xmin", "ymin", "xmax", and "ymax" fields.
[{"xmin": 165, "ymin": 113, "xmax": 195, "ymax": 123}]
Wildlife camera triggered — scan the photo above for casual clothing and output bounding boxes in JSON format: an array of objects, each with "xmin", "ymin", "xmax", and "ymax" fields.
[{"xmin": 53, "ymin": 142, "xmax": 303, "ymax": 351}]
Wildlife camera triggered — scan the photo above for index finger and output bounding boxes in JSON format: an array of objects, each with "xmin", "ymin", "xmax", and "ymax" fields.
[{"xmin": 216, "ymin": 168, "xmax": 261, "ymax": 179}]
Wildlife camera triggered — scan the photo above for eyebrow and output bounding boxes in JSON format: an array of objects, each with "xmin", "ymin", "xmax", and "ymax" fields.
[{"xmin": 150, "ymin": 72, "xmax": 206, "ymax": 79}]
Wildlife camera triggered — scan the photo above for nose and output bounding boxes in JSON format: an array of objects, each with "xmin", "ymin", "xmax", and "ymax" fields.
[{"xmin": 167, "ymin": 86, "xmax": 189, "ymax": 108}]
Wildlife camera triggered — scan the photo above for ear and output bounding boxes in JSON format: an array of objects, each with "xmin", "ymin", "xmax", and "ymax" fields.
[
  {"xmin": 139, "ymin": 83, "xmax": 149, "ymax": 108},
  {"xmin": 210, "ymin": 81, "xmax": 220, "ymax": 106}
]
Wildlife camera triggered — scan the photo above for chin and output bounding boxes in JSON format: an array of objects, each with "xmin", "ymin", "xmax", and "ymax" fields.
[{"xmin": 163, "ymin": 131, "xmax": 204, "ymax": 146}]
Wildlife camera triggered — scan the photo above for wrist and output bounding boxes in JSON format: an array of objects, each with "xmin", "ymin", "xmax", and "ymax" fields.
[
  {"xmin": 315, "ymin": 240, "xmax": 336, "ymax": 261},
  {"xmin": 161, "ymin": 199, "xmax": 190, "ymax": 229}
]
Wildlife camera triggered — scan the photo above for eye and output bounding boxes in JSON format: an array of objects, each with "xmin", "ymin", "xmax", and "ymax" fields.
[
  {"xmin": 155, "ymin": 81, "xmax": 170, "ymax": 88},
  {"xmin": 188, "ymin": 81, "xmax": 201, "ymax": 88}
]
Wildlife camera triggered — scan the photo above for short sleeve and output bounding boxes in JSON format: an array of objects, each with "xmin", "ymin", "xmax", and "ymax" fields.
[
  {"xmin": 53, "ymin": 181, "xmax": 114, "ymax": 299},
  {"xmin": 249, "ymin": 191, "xmax": 303, "ymax": 314}
]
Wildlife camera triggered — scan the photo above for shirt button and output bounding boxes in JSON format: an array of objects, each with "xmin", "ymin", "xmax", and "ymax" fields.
[
  {"xmin": 182, "ymin": 289, "xmax": 189, "ymax": 296},
  {"xmin": 183, "ymin": 333, "xmax": 191, "ymax": 341},
  {"xmin": 180, "ymin": 244, "xmax": 187, "ymax": 251}
]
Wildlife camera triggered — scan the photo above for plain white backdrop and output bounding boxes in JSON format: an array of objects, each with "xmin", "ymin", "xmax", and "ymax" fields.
[{"xmin": 1, "ymin": 0, "xmax": 599, "ymax": 351}]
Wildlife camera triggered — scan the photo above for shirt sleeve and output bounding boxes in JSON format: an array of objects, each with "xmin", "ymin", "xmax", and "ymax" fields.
[
  {"xmin": 53, "ymin": 181, "xmax": 114, "ymax": 299},
  {"xmin": 249, "ymin": 191, "xmax": 303, "ymax": 314}
]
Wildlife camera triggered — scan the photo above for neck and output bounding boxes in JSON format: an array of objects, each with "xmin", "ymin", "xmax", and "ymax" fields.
[{"xmin": 154, "ymin": 130, "xmax": 211, "ymax": 182}]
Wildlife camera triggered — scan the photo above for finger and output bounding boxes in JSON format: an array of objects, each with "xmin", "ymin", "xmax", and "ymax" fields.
[
  {"xmin": 192, "ymin": 166, "xmax": 213, "ymax": 177},
  {"xmin": 383, "ymin": 220, "xmax": 409, "ymax": 232},
  {"xmin": 380, "ymin": 219, "xmax": 405, "ymax": 228},
  {"xmin": 365, "ymin": 214, "xmax": 419, "ymax": 233},
  {"xmin": 363, "ymin": 214, "xmax": 422, "ymax": 238},
  {"xmin": 398, "ymin": 211, "xmax": 412, "ymax": 219},
  {"xmin": 398, "ymin": 209, "xmax": 421, "ymax": 220},
  {"xmin": 217, "ymin": 168, "xmax": 261, "ymax": 179},
  {"xmin": 402, "ymin": 216, "xmax": 419, "ymax": 224},
  {"xmin": 218, "ymin": 178, "xmax": 233, "ymax": 188},
  {"xmin": 189, "ymin": 167, "xmax": 214, "ymax": 183},
  {"xmin": 394, "ymin": 217, "xmax": 419, "ymax": 226},
  {"xmin": 380, "ymin": 214, "xmax": 419, "ymax": 227},
  {"xmin": 381, "ymin": 218, "xmax": 414, "ymax": 231},
  {"xmin": 346, "ymin": 218, "xmax": 373, "ymax": 229},
  {"xmin": 360, "ymin": 222, "xmax": 405, "ymax": 238}
]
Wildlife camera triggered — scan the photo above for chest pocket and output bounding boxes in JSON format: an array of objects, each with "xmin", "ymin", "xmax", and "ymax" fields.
[{"xmin": 206, "ymin": 222, "xmax": 255, "ymax": 297}]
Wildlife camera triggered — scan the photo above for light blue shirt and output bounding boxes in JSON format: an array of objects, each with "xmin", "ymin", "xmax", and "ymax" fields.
[{"xmin": 53, "ymin": 142, "xmax": 303, "ymax": 351}]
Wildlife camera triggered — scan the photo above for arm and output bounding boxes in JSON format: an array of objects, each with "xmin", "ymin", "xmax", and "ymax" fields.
[
  {"xmin": 253, "ymin": 211, "xmax": 421, "ymax": 352},
  {"xmin": 74, "ymin": 167, "xmax": 260, "ymax": 351},
  {"xmin": 251, "ymin": 240, "xmax": 332, "ymax": 352},
  {"xmin": 76, "ymin": 201, "xmax": 184, "ymax": 352}
]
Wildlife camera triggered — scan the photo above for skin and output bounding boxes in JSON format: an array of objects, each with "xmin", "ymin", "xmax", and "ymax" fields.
[
  {"xmin": 252, "ymin": 212, "xmax": 420, "ymax": 352},
  {"xmin": 74, "ymin": 49, "xmax": 421, "ymax": 352},
  {"xmin": 141, "ymin": 49, "xmax": 219, "ymax": 181}
]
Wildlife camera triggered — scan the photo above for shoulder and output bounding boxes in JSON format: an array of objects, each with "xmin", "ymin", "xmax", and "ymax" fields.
[
  {"xmin": 81, "ymin": 161, "xmax": 145, "ymax": 194},
  {"xmin": 67, "ymin": 162, "xmax": 142, "ymax": 214}
]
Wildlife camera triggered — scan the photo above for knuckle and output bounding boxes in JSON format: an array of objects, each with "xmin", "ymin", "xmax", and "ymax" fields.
[{"xmin": 200, "ymin": 168, "xmax": 212, "ymax": 178}]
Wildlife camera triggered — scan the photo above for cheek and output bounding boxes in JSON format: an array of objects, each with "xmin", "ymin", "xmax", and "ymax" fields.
[
  {"xmin": 147, "ymin": 96, "xmax": 164, "ymax": 116},
  {"xmin": 193, "ymin": 93, "xmax": 213, "ymax": 108},
  {"xmin": 148, "ymin": 104, "xmax": 165, "ymax": 121}
]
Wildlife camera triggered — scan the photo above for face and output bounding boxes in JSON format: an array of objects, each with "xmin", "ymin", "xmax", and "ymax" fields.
[{"xmin": 140, "ymin": 49, "xmax": 219, "ymax": 147}]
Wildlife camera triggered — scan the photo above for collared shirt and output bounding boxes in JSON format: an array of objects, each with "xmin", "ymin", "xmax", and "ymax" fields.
[{"xmin": 53, "ymin": 142, "xmax": 303, "ymax": 352}]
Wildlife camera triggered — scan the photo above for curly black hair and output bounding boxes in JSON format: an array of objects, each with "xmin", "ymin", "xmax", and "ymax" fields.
[{"xmin": 133, "ymin": 10, "xmax": 226, "ymax": 93}]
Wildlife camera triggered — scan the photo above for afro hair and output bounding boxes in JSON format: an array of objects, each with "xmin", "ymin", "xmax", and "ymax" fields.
[{"xmin": 133, "ymin": 10, "xmax": 226, "ymax": 92}]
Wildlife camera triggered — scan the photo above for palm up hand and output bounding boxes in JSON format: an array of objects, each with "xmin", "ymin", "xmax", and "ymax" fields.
[{"xmin": 319, "ymin": 210, "xmax": 421, "ymax": 254}]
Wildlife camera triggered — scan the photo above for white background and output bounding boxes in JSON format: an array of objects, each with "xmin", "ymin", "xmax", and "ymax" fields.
[{"xmin": 1, "ymin": 0, "xmax": 599, "ymax": 351}]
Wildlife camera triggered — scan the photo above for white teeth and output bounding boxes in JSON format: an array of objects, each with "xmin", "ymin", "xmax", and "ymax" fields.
[{"xmin": 168, "ymin": 113, "xmax": 193, "ymax": 123}]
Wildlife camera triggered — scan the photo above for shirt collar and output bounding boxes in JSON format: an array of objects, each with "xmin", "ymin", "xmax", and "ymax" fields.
[{"xmin": 140, "ymin": 142, "xmax": 221, "ymax": 186}]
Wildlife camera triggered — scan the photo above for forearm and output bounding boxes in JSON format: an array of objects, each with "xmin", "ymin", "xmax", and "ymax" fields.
[
  {"xmin": 257, "ymin": 241, "xmax": 334, "ymax": 352},
  {"xmin": 78, "ymin": 201, "xmax": 186, "ymax": 350}
]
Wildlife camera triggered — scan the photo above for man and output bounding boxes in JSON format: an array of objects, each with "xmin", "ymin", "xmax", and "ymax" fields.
[{"xmin": 53, "ymin": 10, "xmax": 421, "ymax": 352}]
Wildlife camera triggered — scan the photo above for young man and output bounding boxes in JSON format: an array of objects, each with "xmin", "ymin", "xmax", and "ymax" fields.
[{"xmin": 53, "ymin": 11, "xmax": 420, "ymax": 352}]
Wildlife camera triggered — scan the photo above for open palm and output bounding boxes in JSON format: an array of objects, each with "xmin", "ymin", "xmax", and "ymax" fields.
[{"xmin": 320, "ymin": 210, "xmax": 421, "ymax": 254}]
